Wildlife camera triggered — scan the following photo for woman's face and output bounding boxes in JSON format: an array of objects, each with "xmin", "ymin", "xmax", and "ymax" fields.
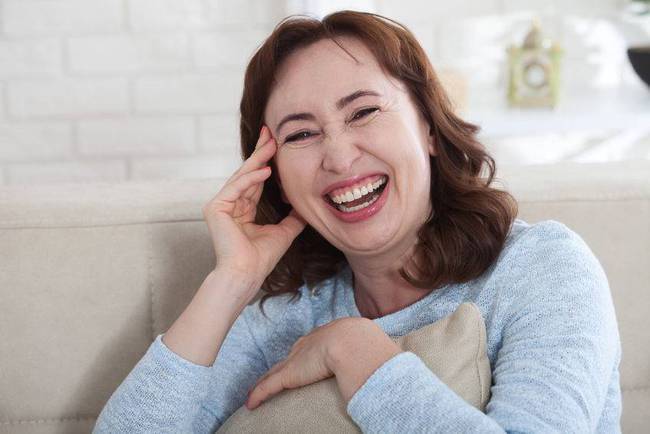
[{"xmin": 263, "ymin": 36, "xmax": 436, "ymax": 256}]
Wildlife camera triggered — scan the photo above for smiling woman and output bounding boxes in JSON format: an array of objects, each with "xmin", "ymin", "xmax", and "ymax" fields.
[
  {"xmin": 94, "ymin": 10, "xmax": 622, "ymax": 434},
  {"xmin": 241, "ymin": 12, "xmax": 518, "ymax": 317}
]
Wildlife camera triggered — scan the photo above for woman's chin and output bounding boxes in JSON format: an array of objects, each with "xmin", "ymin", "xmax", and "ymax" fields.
[{"xmin": 334, "ymin": 224, "xmax": 400, "ymax": 255}]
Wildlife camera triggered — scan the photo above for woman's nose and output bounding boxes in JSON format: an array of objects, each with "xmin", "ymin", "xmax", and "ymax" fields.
[{"xmin": 320, "ymin": 128, "xmax": 362, "ymax": 174}]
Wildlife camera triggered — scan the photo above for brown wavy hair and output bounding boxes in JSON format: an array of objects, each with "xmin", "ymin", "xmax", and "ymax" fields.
[{"xmin": 238, "ymin": 10, "xmax": 519, "ymax": 317}]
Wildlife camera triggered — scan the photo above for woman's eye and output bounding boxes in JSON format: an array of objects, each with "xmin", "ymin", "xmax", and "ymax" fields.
[
  {"xmin": 285, "ymin": 131, "xmax": 314, "ymax": 143},
  {"xmin": 284, "ymin": 108, "xmax": 379, "ymax": 144},
  {"xmin": 351, "ymin": 107, "xmax": 379, "ymax": 121}
]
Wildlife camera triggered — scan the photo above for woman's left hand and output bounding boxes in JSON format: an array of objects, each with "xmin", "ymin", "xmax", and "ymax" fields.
[{"xmin": 245, "ymin": 317, "xmax": 403, "ymax": 410}]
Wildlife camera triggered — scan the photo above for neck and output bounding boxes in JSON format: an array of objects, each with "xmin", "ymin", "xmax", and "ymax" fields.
[{"xmin": 345, "ymin": 234, "xmax": 431, "ymax": 319}]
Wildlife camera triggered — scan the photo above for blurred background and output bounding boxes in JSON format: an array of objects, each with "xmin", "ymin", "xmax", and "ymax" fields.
[{"xmin": 0, "ymin": 0, "xmax": 649, "ymax": 186}]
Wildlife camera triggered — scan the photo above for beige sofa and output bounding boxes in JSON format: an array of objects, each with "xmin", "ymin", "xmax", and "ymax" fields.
[{"xmin": 0, "ymin": 160, "xmax": 648, "ymax": 433}]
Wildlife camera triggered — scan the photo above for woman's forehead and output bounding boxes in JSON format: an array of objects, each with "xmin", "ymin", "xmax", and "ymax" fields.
[{"xmin": 265, "ymin": 39, "xmax": 404, "ymax": 125}]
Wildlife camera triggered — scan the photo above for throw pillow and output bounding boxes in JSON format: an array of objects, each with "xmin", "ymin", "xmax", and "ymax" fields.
[{"xmin": 217, "ymin": 301, "xmax": 491, "ymax": 433}]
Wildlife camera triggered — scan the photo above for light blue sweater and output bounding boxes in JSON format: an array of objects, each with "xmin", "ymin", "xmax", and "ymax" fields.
[{"xmin": 93, "ymin": 218, "xmax": 622, "ymax": 433}]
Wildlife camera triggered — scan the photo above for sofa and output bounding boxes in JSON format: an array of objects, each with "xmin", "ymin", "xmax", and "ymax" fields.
[{"xmin": 0, "ymin": 160, "xmax": 648, "ymax": 433}]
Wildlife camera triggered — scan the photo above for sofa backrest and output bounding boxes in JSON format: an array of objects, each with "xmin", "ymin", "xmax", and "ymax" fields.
[{"xmin": 0, "ymin": 160, "xmax": 648, "ymax": 433}]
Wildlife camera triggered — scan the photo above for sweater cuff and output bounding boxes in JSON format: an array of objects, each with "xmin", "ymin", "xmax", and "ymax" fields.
[{"xmin": 345, "ymin": 351, "xmax": 449, "ymax": 432}]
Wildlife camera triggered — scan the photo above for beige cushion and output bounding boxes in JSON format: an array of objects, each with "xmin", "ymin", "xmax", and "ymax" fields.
[{"xmin": 216, "ymin": 302, "xmax": 490, "ymax": 433}]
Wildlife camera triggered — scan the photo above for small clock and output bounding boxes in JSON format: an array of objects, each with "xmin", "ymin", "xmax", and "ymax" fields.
[
  {"xmin": 507, "ymin": 20, "xmax": 562, "ymax": 108},
  {"xmin": 523, "ymin": 61, "xmax": 549, "ymax": 89}
]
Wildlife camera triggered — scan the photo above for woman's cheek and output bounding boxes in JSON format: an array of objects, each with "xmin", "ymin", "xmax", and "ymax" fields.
[{"xmin": 351, "ymin": 117, "xmax": 391, "ymax": 145}]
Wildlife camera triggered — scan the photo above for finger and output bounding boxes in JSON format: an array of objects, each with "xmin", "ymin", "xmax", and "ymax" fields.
[
  {"xmin": 224, "ymin": 137, "xmax": 274, "ymax": 185},
  {"xmin": 247, "ymin": 369, "xmax": 287, "ymax": 410},
  {"xmin": 214, "ymin": 166, "xmax": 272, "ymax": 206},
  {"xmin": 244, "ymin": 169, "xmax": 269, "ymax": 203},
  {"xmin": 256, "ymin": 125, "xmax": 271, "ymax": 149},
  {"xmin": 253, "ymin": 359, "xmax": 286, "ymax": 388},
  {"xmin": 241, "ymin": 137, "xmax": 276, "ymax": 175},
  {"xmin": 222, "ymin": 141, "xmax": 275, "ymax": 199},
  {"xmin": 234, "ymin": 124, "xmax": 276, "ymax": 179},
  {"xmin": 241, "ymin": 163, "xmax": 275, "ymax": 211},
  {"xmin": 206, "ymin": 126, "xmax": 273, "ymax": 206},
  {"xmin": 247, "ymin": 360, "xmax": 287, "ymax": 409},
  {"xmin": 276, "ymin": 209, "xmax": 308, "ymax": 240},
  {"xmin": 289, "ymin": 208, "xmax": 307, "ymax": 225},
  {"xmin": 242, "ymin": 170, "xmax": 267, "ymax": 201}
]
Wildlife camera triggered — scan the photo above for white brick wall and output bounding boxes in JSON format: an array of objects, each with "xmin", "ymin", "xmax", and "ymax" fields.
[
  {"xmin": 77, "ymin": 117, "xmax": 195, "ymax": 157},
  {"xmin": 376, "ymin": 0, "xmax": 501, "ymax": 23},
  {"xmin": 193, "ymin": 30, "xmax": 270, "ymax": 69},
  {"xmin": 199, "ymin": 114, "xmax": 241, "ymax": 153},
  {"xmin": 134, "ymin": 74, "xmax": 242, "ymax": 113},
  {"xmin": 0, "ymin": 0, "xmax": 284, "ymax": 186},
  {"xmin": 130, "ymin": 153, "xmax": 241, "ymax": 180},
  {"xmin": 2, "ymin": 0, "xmax": 125, "ymax": 36},
  {"xmin": 128, "ymin": 0, "xmax": 207, "ymax": 32},
  {"xmin": 68, "ymin": 35, "xmax": 192, "ymax": 73},
  {"xmin": 0, "ymin": 0, "xmax": 638, "ymax": 186},
  {"xmin": 0, "ymin": 39, "xmax": 62, "ymax": 78},
  {"xmin": 0, "ymin": 82, "xmax": 6, "ymax": 118},
  {"xmin": 0, "ymin": 122, "xmax": 72, "ymax": 160},
  {"xmin": 8, "ymin": 78, "xmax": 130, "ymax": 118}
]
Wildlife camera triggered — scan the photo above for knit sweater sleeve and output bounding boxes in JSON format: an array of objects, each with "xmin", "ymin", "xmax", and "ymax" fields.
[
  {"xmin": 93, "ymin": 301, "xmax": 270, "ymax": 434},
  {"xmin": 345, "ymin": 221, "xmax": 621, "ymax": 433}
]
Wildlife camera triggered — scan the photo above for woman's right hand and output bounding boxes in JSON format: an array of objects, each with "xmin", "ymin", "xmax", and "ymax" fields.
[{"xmin": 202, "ymin": 125, "xmax": 307, "ymax": 293}]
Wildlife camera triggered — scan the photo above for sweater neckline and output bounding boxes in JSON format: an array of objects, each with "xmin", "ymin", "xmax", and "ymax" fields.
[
  {"xmin": 336, "ymin": 219, "xmax": 527, "ymax": 334},
  {"xmin": 338, "ymin": 264, "xmax": 454, "ymax": 333}
]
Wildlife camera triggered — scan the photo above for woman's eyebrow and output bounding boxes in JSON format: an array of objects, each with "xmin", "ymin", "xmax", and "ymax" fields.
[{"xmin": 275, "ymin": 89, "xmax": 382, "ymax": 135}]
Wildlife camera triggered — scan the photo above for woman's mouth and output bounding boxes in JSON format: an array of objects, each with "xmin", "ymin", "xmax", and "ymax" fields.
[{"xmin": 322, "ymin": 175, "xmax": 390, "ymax": 223}]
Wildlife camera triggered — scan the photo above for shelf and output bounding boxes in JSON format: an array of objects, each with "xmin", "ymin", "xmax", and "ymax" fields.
[
  {"xmin": 459, "ymin": 83, "xmax": 650, "ymax": 165},
  {"xmin": 463, "ymin": 84, "xmax": 650, "ymax": 137}
]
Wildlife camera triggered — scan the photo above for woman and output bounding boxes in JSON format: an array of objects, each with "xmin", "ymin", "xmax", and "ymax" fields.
[{"xmin": 94, "ymin": 10, "xmax": 621, "ymax": 433}]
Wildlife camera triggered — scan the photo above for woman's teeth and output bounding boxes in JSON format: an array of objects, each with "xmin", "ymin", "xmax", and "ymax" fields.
[
  {"xmin": 337, "ymin": 192, "xmax": 381, "ymax": 213},
  {"xmin": 327, "ymin": 175, "xmax": 388, "ymax": 213},
  {"xmin": 329, "ymin": 176, "xmax": 387, "ymax": 204}
]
